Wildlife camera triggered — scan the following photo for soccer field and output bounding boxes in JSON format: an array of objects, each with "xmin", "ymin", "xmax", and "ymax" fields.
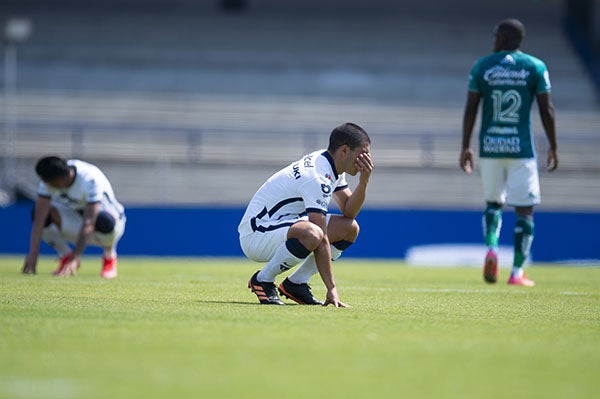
[{"xmin": 1, "ymin": 256, "xmax": 598, "ymax": 399}]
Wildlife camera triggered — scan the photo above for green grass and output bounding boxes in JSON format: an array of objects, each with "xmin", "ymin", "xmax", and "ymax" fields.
[{"xmin": 1, "ymin": 256, "xmax": 599, "ymax": 399}]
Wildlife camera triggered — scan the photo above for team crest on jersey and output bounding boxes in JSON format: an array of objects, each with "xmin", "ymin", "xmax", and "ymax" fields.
[
  {"xmin": 324, "ymin": 173, "xmax": 333, "ymax": 182},
  {"xmin": 501, "ymin": 54, "xmax": 516, "ymax": 65}
]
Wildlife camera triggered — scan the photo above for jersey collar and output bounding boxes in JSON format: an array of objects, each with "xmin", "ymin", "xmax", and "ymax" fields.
[{"xmin": 321, "ymin": 151, "xmax": 339, "ymax": 180}]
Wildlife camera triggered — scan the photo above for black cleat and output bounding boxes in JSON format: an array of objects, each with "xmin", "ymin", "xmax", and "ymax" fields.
[
  {"xmin": 248, "ymin": 271, "xmax": 285, "ymax": 305},
  {"xmin": 278, "ymin": 278, "xmax": 324, "ymax": 305}
]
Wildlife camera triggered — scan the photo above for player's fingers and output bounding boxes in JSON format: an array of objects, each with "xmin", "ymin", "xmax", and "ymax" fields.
[
  {"xmin": 360, "ymin": 152, "xmax": 373, "ymax": 163},
  {"xmin": 548, "ymin": 154, "xmax": 558, "ymax": 172},
  {"xmin": 58, "ymin": 265, "xmax": 72, "ymax": 277},
  {"xmin": 358, "ymin": 157, "xmax": 373, "ymax": 173},
  {"xmin": 462, "ymin": 157, "xmax": 473, "ymax": 174},
  {"xmin": 460, "ymin": 161, "xmax": 471, "ymax": 174},
  {"xmin": 323, "ymin": 298, "xmax": 340, "ymax": 307}
]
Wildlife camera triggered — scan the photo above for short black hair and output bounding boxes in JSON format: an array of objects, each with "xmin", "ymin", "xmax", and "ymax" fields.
[
  {"xmin": 327, "ymin": 122, "xmax": 371, "ymax": 153},
  {"xmin": 495, "ymin": 18, "xmax": 526, "ymax": 50},
  {"xmin": 35, "ymin": 156, "xmax": 71, "ymax": 182}
]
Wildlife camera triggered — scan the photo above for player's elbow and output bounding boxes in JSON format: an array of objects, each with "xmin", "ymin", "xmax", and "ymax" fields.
[{"xmin": 342, "ymin": 208, "xmax": 360, "ymax": 220}]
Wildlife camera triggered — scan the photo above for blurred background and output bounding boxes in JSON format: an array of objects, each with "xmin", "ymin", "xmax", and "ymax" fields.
[{"xmin": 0, "ymin": 0, "xmax": 599, "ymax": 261}]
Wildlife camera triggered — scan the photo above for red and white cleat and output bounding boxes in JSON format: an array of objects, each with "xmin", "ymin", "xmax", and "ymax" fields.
[
  {"xmin": 52, "ymin": 253, "xmax": 80, "ymax": 276},
  {"xmin": 483, "ymin": 249, "xmax": 498, "ymax": 284},
  {"xmin": 508, "ymin": 273, "xmax": 535, "ymax": 287},
  {"xmin": 101, "ymin": 256, "xmax": 118, "ymax": 279}
]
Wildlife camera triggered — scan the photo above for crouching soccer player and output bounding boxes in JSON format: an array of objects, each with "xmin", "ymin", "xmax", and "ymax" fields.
[
  {"xmin": 22, "ymin": 156, "xmax": 126, "ymax": 278},
  {"xmin": 238, "ymin": 122, "xmax": 373, "ymax": 307}
]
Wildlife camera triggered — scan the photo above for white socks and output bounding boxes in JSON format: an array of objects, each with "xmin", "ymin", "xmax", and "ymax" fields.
[
  {"xmin": 42, "ymin": 225, "xmax": 71, "ymax": 257},
  {"xmin": 257, "ymin": 241, "xmax": 305, "ymax": 282},
  {"xmin": 288, "ymin": 245, "xmax": 344, "ymax": 284}
]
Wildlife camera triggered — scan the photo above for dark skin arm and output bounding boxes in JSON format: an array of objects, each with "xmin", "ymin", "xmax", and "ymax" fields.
[
  {"xmin": 536, "ymin": 92, "xmax": 558, "ymax": 171},
  {"xmin": 22, "ymin": 196, "xmax": 52, "ymax": 274},
  {"xmin": 460, "ymin": 91, "xmax": 482, "ymax": 174}
]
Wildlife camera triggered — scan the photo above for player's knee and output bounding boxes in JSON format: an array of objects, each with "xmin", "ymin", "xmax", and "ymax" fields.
[
  {"xmin": 95, "ymin": 211, "xmax": 116, "ymax": 234},
  {"xmin": 289, "ymin": 222, "xmax": 325, "ymax": 251},
  {"xmin": 306, "ymin": 224, "xmax": 326, "ymax": 249},
  {"xmin": 348, "ymin": 219, "xmax": 360, "ymax": 240},
  {"xmin": 337, "ymin": 217, "xmax": 360, "ymax": 242},
  {"xmin": 299, "ymin": 223, "xmax": 325, "ymax": 250}
]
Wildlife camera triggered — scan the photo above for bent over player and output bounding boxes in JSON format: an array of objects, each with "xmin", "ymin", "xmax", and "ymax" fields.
[
  {"xmin": 460, "ymin": 19, "xmax": 558, "ymax": 286},
  {"xmin": 22, "ymin": 156, "xmax": 126, "ymax": 278},
  {"xmin": 238, "ymin": 122, "xmax": 373, "ymax": 307}
]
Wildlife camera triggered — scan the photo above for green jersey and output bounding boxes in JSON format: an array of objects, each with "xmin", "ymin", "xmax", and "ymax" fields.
[{"xmin": 468, "ymin": 50, "xmax": 551, "ymax": 158}]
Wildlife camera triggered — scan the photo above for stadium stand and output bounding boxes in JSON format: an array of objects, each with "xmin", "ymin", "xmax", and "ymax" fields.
[{"xmin": 1, "ymin": 0, "xmax": 599, "ymax": 209}]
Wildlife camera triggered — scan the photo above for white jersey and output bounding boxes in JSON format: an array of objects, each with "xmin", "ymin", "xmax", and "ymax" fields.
[
  {"xmin": 37, "ymin": 159, "xmax": 124, "ymax": 217},
  {"xmin": 238, "ymin": 149, "xmax": 348, "ymax": 236}
]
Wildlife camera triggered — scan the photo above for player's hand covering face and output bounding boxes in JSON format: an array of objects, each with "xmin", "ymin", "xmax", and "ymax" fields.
[{"xmin": 354, "ymin": 149, "xmax": 373, "ymax": 181}]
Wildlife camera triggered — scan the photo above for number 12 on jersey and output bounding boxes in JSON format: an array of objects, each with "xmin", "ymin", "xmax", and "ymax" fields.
[{"xmin": 491, "ymin": 89, "xmax": 522, "ymax": 124}]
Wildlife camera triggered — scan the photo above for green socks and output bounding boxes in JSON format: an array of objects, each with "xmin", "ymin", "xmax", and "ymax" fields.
[
  {"xmin": 483, "ymin": 204, "xmax": 503, "ymax": 248},
  {"xmin": 513, "ymin": 216, "xmax": 534, "ymax": 269},
  {"xmin": 483, "ymin": 204, "xmax": 535, "ymax": 273}
]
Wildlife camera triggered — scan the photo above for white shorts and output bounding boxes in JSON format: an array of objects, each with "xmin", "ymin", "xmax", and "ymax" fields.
[
  {"xmin": 480, "ymin": 158, "xmax": 540, "ymax": 207},
  {"xmin": 53, "ymin": 202, "xmax": 126, "ymax": 249},
  {"xmin": 239, "ymin": 214, "xmax": 332, "ymax": 262}
]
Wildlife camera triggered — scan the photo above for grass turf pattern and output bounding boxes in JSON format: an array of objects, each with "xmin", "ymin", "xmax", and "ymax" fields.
[{"xmin": 1, "ymin": 256, "xmax": 598, "ymax": 399}]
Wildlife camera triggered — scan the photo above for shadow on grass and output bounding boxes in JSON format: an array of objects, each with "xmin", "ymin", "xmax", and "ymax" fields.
[{"xmin": 196, "ymin": 300, "xmax": 300, "ymax": 306}]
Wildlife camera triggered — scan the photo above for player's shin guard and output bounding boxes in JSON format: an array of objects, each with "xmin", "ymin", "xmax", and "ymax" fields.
[
  {"xmin": 42, "ymin": 224, "xmax": 72, "ymax": 257},
  {"xmin": 513, "ymin": 216, "xmax": 534, "ymax": 269},
  {"xmin": 257, "ymin": 238, "xmax": 310, "ymax": 282},
  {"xmin": 482, "ymin": 203, "xmax": 502, "ymax": 248},
  {"xmin": 288, "ymin": 240, "xmax": 354, "ymax": 284}
]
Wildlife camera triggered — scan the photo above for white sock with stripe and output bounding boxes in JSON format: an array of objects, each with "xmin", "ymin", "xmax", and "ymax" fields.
[
  {"xmin": 288, "ymin": 245, "xmax": 344, "ymax": 284},
  {"xmin": 257, "ymin": 238, "xmax": 310, "ymax": 282}
]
